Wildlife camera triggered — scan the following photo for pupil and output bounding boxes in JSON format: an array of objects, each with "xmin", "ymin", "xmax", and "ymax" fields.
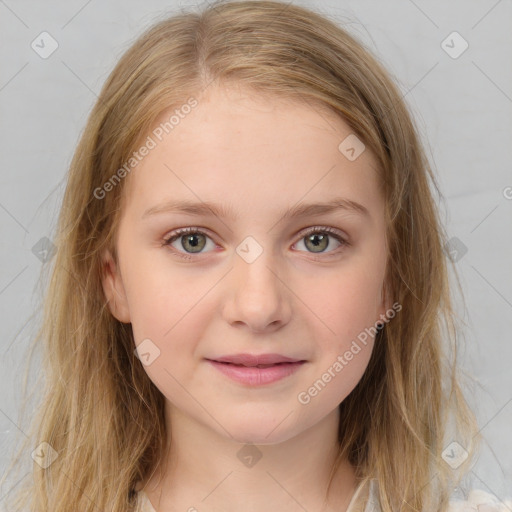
[{"xmin": 311, "ymin": 234, "xmax": 322, "ymax": 246}]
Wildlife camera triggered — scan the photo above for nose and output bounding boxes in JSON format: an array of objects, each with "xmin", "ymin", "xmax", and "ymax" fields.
[{"xmin": 222, "ymin": 247, "xmax": 292, "ymax": 333}]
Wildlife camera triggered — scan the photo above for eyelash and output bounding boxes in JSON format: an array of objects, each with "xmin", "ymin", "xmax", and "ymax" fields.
[{"xmin": 162, "ymin": 226, "xmax": 349, "ymax": 261}]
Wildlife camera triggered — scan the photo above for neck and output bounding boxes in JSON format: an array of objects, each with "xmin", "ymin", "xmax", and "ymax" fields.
[{"xmin": 138, "ymin": 403, "xmax": 360, "ymax": 512}]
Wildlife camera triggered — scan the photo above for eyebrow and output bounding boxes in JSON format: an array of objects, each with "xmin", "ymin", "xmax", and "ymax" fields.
[{"xmin": 141, "ymin": 196, "xmax": 370, "ymax": 221}]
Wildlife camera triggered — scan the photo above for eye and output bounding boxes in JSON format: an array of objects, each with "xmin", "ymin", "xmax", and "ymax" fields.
[
  {"xmin": 163, "ymin": 227, "xmax": 216, "ymax": 259},
  {"xmin": 293, "ymin": 226, "xmax": 348, "ymax": 256},
  {"xmin": 162, "ymin": 226, "xmax": 349, "ymax": 260}
]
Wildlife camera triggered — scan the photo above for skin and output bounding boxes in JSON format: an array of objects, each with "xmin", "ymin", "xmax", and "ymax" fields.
[{"xmin": 101, "ymin": 83, "xmax": 391, "ymax": 512}]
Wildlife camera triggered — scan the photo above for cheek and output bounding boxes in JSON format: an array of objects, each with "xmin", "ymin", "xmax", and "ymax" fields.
[
  {"xmin": 127, "ymin": 275, "xmax": 208, "ymax": 396},
  {"xmin": 122, "ymin": 249, "xmax": 199, "ymax": 335},
  {"xmin": 302, "ymin": 264, "xmax": 384, "ymax": 344},
  {"xmin": 295, "ymin": 269, "xmax": 380, "ymax": 408},
  {"xmin": 124, "ymin": 258, "xmax": 215, "ymax": 368}
]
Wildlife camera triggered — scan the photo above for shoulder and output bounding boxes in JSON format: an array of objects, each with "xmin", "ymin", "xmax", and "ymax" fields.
[
  {"xmin": 364, "ymin": 480, "xmax": 512, "ymax": 512},
  {"xmin": 136, "ymin": 483, "xmax": 512, "ymax": 512},
  {"xmin": 448, "ymin": 489, "xmax": 512, "ymax": 511}
]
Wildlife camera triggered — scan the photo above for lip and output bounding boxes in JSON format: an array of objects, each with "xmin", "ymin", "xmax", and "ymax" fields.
[
  {"xmin": 206, "ymin": 353, "xmax": 307, "ymax": 386},
  {"xmin": 209, "ymin": 353, "xmax": 304, "ymax": 366}
]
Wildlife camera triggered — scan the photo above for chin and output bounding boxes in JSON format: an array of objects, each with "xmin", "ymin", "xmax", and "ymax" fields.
[{"xmin": 219, "ymin": 414, "xmax": 303, "ymax": 446}]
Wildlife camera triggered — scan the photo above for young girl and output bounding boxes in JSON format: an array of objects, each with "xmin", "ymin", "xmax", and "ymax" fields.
[{"xmin": 2, "ymin": 1, "xmax": 510, "ymax": 511}]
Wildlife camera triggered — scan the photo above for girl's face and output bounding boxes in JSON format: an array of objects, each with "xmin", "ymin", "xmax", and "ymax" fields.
[{"xmin": 102, "ymin": 84, "xmax": 390, "ymax": 445}]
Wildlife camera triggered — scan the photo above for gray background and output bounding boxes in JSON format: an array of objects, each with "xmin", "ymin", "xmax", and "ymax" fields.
[{"xmin": 1, "ymin": 0, "xmax": 511, "ymax": 506}]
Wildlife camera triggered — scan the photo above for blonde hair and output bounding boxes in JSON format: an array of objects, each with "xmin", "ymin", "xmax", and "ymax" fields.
[{"xmin": 2, "ymin": 1, "xmax": 482, "ymax": 510}]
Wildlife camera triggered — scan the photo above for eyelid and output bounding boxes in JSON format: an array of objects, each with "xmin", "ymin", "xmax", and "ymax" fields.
[{"xmin": 295, "ymin": 225, "xmax": 348, "ymax": 242}]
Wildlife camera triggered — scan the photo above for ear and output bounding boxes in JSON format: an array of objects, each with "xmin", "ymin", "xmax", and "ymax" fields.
[{"xmin": 100, "ymin": 249, "xmax": 131, "ymax": 323}]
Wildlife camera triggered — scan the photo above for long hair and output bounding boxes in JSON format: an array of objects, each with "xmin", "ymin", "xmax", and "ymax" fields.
[{"xmin": 2, "ymin": 1, "xmax": 481, "ymax": 510}]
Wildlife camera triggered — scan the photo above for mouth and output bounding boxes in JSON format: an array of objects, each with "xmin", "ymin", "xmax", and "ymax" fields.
[
  {"xmin": 208, "ymin": 353, "xmax": 306, "ymax": 366},
  {"xmin": 206, "ymin": 357, "xmax": 306, "ymax": 386},
  {"xmin": 211, "ymin": 361, "xmax": 301, "ymax": 369}
]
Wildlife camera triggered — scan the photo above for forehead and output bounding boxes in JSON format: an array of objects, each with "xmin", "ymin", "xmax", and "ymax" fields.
[{"xmin": 120, "ymin": 85, "xmax": 382, "ymax": 220}]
